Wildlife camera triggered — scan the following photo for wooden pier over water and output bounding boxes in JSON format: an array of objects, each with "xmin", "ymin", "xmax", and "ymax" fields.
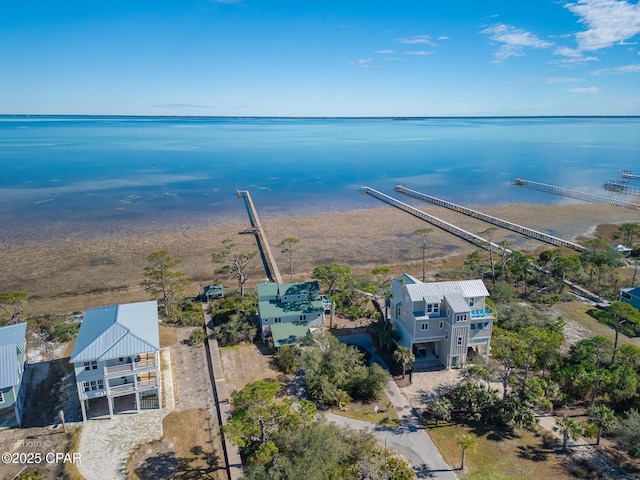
[
  {"xmin": 395, "ymin": 185, "xmax": 586, "ymax": 252},
  {"xmin": 512, "ymin": 178, "xmax": 640, "ymax": 211},
  {"xmin": 237, "ymin": 190, "xmax": 283, "ymax": 284},
  {"xmin": 361, "ymin": 186, "xmax": 510, "ymax": 255}
]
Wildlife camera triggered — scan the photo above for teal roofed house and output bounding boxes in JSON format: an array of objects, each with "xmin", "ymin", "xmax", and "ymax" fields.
[
  {"xmin": 620, "ymin": 286, "xmax": 640, "ymax": 311},
  {"xmin": 257, "ymin": 281, "xmax": 325, "ymax": 343},
  {"xmin": 70, "ymin": 301, "xmax": 162, "ymax": 422},
  {"xmin": 0, "ymin": 322, "xmax": 28, "ymax": 428}
]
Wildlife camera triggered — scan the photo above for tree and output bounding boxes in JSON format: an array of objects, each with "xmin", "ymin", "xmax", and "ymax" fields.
[
  {"xmin": 608, "ymin": 301, "xmax": 640, "ymax": 363},
  {"xmin": 557, "ymin": 416, "xmax": 581, "ymax": 453},
  {"xmin": 413, "ymin": 227, "xmax": 433, "ymax": 281},
  {"xmin": 212, "ymin": 239, "xmax": 257, "ymax": 297},
  {"xmin": 142, "ymin": 250, "xmax": 190, "ymax": 322},
  {"xmin": 616, "ymin": 223, "xmax": 640, "ymax": 249},
  {"xmin": 456, "ymin": 434, "xmax": 475, "ymax": 470},
  {"xmin": 587, "ymin": 405, "xmax": 615, "ymax": 448},
  {"xmin": 571, "ymin": 336, "xmax": 613, "ymax": 407},
  {"xmin": 393, "ymin": 346, "xmax": 415, "ymax": 378},
  {"xmin": 490, "ymin": 329, "xmax": 525, "ymax": 399},
  {"xmin": 478, "ymin": 227, "xmax": 498, "ymax": 285},
  {"xmin": 280, "ymin": 237, "xmax": 300, "ymax": 281},
  {"xmin": 370, "ymin": 315, "xmax": 399, "ymax": 351},
  {"xmin": 430, "ymin": 397, "xmax": 452, "ymax": 426},
  {"xmin": 612, "ymin": 408, "xmax": 640, "ymax": 457},
  {"xmin": 370, "ymin": 266, "xmax": 393, "ymax": 319},
  {"xmin": 0, "ymin": 291, "xmax": 28, "ymax": 325},
  {"xmin": 312, "ymin": 263, "xmax": 352, "ymax": 297}
]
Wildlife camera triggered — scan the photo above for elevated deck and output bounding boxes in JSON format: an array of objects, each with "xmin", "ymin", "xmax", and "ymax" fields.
[
  {"xmin": 395, "ymin": 185, "xmax": 586, "ymax": 252},
  {"xmin": 237, "ymin": 190, "xmax": 283, "ymax": 285},
  {"xmin": 512, "ymin": 178, "xmax": 640, "ymax": 211},
  {"xmin": 360, "ymin": 186, "xmax": 511, "ymax": 256}
]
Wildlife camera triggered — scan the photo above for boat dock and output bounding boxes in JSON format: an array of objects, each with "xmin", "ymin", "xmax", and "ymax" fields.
[
  {"xmin": 603, "ymin": 170, "xmax": 640, "ymax": 196},
  {"xmin": 360, "ymin": 186, "xmax": 510, "ymax": 255},
  {"xmin": 512, "ymin": 178, "xmax": 640, "ymax": 211},
  {"xmin": 394, "ymin": 185, "xmax": 586, "ymax": 252},
  {"xmin": 237, "ymin": 190, "xmax": 283, "ymax": 284}
]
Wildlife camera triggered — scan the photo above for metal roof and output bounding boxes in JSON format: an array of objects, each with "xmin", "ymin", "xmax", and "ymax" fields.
[
  {"xmin": 405, "ymin": 279, "xmax": 489, "ymax": 302},
  {"xmin": 257, "ymin": 281, "xmax": 320, "ymax": 300},
  {"xmin": 258, "ymin": 299, "xmax": 324, "ymax": 318},
  {"xmin": 0, "ymin": 323, "xmax": 26, "ymax": 390},
  {"xmin": 443, "ymin": 293, "xmax": 470, "ymax": 313},
  {"xmin": 70, "ymin": 301, "xmax": 159, "ymax": 363},
  {"xmin": 270, "ymin": 323, "xmax": 311, "ymax": 348}
]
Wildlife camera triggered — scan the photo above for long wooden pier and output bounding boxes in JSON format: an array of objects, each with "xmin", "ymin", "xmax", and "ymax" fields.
[
  {"xmin": 395, "ymin": 185, "xmax": 586, "ymax": 252},
  {"xmin": 237, "ymin": 190, "xmax": 283, "ymax": 284},
  {"xmin": 361, "ymin": 187, "xmax": 511, "ymax": 255},
  {"xmin": 603, "ymin": 181, "xmax": 640, "ymax": 196},
  {"xmin": 512, "ymin": 178, "xmax": 640, "ymax": 211},
  {"xmin": 621, "ymin": 170, "xmax": 640, "ymax": 182}
]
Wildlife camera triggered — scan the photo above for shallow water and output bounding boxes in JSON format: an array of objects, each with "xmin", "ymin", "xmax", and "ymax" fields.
[{"xmin": 1, "ymin": 116, "xmax": 638, "ymax": 242}]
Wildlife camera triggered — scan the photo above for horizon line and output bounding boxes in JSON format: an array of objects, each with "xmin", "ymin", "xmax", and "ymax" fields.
[{"xmin": 1, "ymin": 114, "xmax": 640, "ymax": 120}]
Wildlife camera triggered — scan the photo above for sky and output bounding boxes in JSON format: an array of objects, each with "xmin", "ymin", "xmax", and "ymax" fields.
[{"xmin": 1, "ymin": 0, "xmax": 640, "ymax": 116}]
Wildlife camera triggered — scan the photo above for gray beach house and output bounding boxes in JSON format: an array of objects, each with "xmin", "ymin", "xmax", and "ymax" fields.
[
  {"xmin": 389, "ymin": 274, "xmax": 495, "ymax": 369},
  {"xmin": 70, "ymin": 301, "xmax": 162, "ymax": 421},
  {"xmin": 0, "ymin": 322, "xmax": 28, "ymax": 428}
]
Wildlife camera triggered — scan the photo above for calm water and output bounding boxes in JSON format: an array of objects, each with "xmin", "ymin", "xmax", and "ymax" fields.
[{"xmin": 1, "ymin": 116, "xmax": 639, "ymax": 243}]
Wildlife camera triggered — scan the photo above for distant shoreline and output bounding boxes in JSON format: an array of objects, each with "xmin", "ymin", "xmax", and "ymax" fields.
[{"xmin": 2, "ymin": 114, "xmax": 640, "ymax": 119}]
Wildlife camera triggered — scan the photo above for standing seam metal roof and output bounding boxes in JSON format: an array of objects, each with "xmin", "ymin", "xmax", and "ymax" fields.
[
  {"xmin": 0, "ymin": 323, "xmax": 27, "ymax": 390},
  {"xmin": 405, "ymin": 279, "xmax": 489, "ymax": 302},
  {"xmin": 70, "ymin": 301, "xmax": 159, "ymax": 363}
]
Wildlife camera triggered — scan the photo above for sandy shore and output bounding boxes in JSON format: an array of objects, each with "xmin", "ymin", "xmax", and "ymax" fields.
[{"xmin": 2, "ymin": 201, "xmax": 638, "ymax": 315}]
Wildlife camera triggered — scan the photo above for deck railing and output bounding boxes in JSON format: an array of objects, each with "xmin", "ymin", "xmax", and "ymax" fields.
[
  {"xmin": 108, "ymin": 378, "xmax": 158, "ymax": 396},
  {"xmin": 104, "ymin": 356, "xmax": 157, "ymax": 376}
]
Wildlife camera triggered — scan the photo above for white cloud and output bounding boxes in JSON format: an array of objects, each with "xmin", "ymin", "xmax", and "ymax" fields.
[
  {"xmin": 437, "ymin": 36, "xmax": 450, "ymax": 41},
  {"xmin": 545, "ymin": 77, "xmax": 585, "ymax": 83},
  {"xmin": 481, "ymin": 23, "xmax": 554, "ymax": 61},
  {"xmin": 555, "ymin": 46, "xmax": 583, "ymax": 57},
  {"xmin": 404, "ymin": 51, "xmax": 434, "ymax": 56},
  {"xmin": 375, "ymin": 50, "xmax": 394, "ymax": 54},
  {"xmin": 565, "ymin": 0, "xmax": 640, "ymax": 51},
  {"xmin": 593, "ymin": 63, "xmax": 640, "ymax": 73},
  {"xmin": 569, "ymin": 86, "xmax": 602, "ymax": 93},
  {"xmin": 550, "ymin": 55, "xmax": 599, "ymax": 66},
  {"xmin": 351, "ymin": 58, "xmax": 373, "ymax": 68},
  {"xmin": 397, "ymin": 35, "xmax": 437, "ymax": 46}
]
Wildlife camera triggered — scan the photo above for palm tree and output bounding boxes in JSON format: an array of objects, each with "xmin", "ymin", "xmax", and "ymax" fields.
[
  {"xmin": 430, "ymin": 397, "xmax": 452, "ymax": 426},
  {"xmin": 587, "ymin": 405, "xmax": 615, "ymax": 448},
  {"xmin": 557, "ymin": 416, "xmax": 581, "ymax": 453},
  {"xmin": 456, "ymin": 434, "xmax": 476, "ymax": 470},
  {"xmin": 393, "ymin": 346, "xmax": 415, "ymax": 378}
]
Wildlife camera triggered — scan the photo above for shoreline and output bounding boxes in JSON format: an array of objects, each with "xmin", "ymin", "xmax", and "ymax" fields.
[{"xmin": 3, "ymin": 201, "xmax": 639, "ymax": 315}]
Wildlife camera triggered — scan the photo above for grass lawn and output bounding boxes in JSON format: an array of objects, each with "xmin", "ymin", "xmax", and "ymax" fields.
[
  {"xmin": 333, "ymin": 394, "xmax": 400, "ymax": 426},
  {"xmin": 554, "ymin": 301, "xmax": 640, "ymax": 349},
  {"xmin": 427, "ymin": 423, "xmax": 574, "ymax": 480}
]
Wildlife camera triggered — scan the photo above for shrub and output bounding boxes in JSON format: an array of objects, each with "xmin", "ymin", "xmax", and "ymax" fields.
[
  {"xmin": 274, "ymin": 346, "xmax": 302, "ymax": 374},
  {"xmin": 50, "ymin": 322, "xmax": 80, "ymax": 342},
  {"xmin": 189, "ymin": 328, "xmax": 207, "ymax": 344}
]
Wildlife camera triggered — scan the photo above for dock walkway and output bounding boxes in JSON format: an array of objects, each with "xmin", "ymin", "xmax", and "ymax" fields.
[
  {"xmin": 512, "ymin": 178, "xmax": 640, "ymax": 211},
  {"xmin": 361, "ymin": 186, "xmax": 510, "ymax": 255},
  {"xmin": 395, "ymin": 185, "xmax": 585, "ymax": 252},
  {"xmin": 237, "ymin": 190, "xmax": 283, "ymax": 284}
]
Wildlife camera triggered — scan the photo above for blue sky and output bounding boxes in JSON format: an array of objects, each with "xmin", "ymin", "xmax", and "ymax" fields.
[{"xmin": 1, "ymin": 0, "xmax": 640, "ymax": 116}]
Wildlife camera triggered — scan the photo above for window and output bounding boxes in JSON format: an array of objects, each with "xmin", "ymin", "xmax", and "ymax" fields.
[
  {"xmin": 97, "ymin": 380, "xmax": 104, "ymax": 390},
  {"xmin": 457, "ymin": 337, "xmax": 463, "ymax": 347},
  {"xmin": 421, "ymin": 323, "xmax": 428, "ymax": 331},
  {"xmin": 275, "ymin": 318, "xmax": 282, "ymax": 323},
  {"xmin": 445, "ymin": 331, "xmax": 448, "ymax": 339},
  {"xmin": 84, "ymin": 362, "xmax": 91, "ymax": 371},
  {"xmin": 426, "ymin": 303, "xmax": 439, "ymax": 314},
  {"xmin": 91, "ymin": 361, "xmax": 97, "ymax": 370},
  {"xmin": 470, "ymin": 323, "xmax": 476, "ymax": 330},
  {"xmin": 484, "ymin": 322, "xmax": 489, "ymax": 329},
  {"xmin": 456, "ymin": 314, "xmax": 468, "ymax": 323},
  {"xmin": 90, "ymin": 380, "xmax": 98, "ymax": 391},
  {"xmin": 119, "ymin": 357, "xmax": 124, "ymax": 362},
  {"xmin": 83, "ymin": 382, "xmax": 90, "ymax": 392},
  {"xmin": 469, "ymin": 297, "xmax": 475, "ymax": 307},
  {"xmin": 622, "ymin": 292, "xmax": 632, "ymax": 300},
  {"xmin": 439, "ymin": 321, "xmax": 444, "ymax": 329},
  {"xmin": 300, "ymin": 315, "xmax": 306, "ymax": 321},
  {"xmin": 0, "ymin": 391, "xmax": 3, "ymax": 403}
]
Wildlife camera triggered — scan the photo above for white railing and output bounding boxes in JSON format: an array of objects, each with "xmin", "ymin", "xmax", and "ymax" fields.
[
  {"xmin": 107, "ymin": 378, "xmax": 158, "ymax": 396},
  {"xmin": 104, "ymin": 356, "xmax": 157, "ymax": 376}
]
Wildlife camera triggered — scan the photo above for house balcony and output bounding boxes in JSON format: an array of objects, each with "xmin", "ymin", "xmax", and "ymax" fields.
[
  {"xmin": 107, "ymin": 378, "xmax": 159, "ymax": 396},
  {"xmin": 103, "ymin": 355, "xmax": 158, "ymax": 377},
  {"xmin": 413, "ymin": 331, "xmax": 445, "ymax": 342},
  {"xmin": 470, "ymin": 309, "xmax": 494, "ymax": 319}
]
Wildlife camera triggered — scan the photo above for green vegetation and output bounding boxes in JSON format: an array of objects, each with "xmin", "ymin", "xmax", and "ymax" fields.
[
  {"xmin": 312, "ymin": 263, "xmax": 372, "ymax": 321},
  {"xmin": 142, "ymin": 249, "xmax": 191, "ymax": 323},
  {"xmin": 189, "ymin": 327, "xmax": 208, "ymax": 344},
  {"xmin": 0, "ymin": 291, "xmax": 28, "ymax": 325},
  {"xmin": 228, "ymin": 380, "xmax": 414, "ymax": 479},
  {"xmin": 210, "ymin": 292, "xmax": 258, "ymax": 347},
  {"xmin": 280, "ymin": 237, "xmax": 300, "ymax": 281},
  {"xmin": 212, "ymin": 238, "xmax": 257, "ymax": 297}
]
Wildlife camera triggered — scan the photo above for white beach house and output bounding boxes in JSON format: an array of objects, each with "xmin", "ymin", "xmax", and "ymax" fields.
[
  {"xmin": 0, "ymin": 322, "xmax": 28, "ymax": 428},
  {"xmin": 70, "ymin": 301, "xmax": 162, "ymax": 422},
  {"xmin": 389, "ymin": 274, "xmax": 495, "ymax": 369}
]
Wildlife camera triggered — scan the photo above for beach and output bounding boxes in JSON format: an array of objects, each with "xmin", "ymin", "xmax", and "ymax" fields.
[{"xmin": 3, "ymin": 201, "xmax": 638, "ymax": 315}]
